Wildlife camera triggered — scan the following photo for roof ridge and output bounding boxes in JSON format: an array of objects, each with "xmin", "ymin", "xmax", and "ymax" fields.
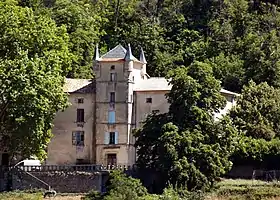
[{"xmin": 101, "ymin": 44, "xmax": 127, "ymax": 59}]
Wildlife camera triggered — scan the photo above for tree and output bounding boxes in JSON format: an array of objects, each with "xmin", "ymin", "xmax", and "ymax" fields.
[
  {"xmin": 50, "ymin": 0, "xmax": 105, "ymax": 78},
  {"xmin": 135, "ymin": 63, "xmax": 237, "ymax": 191},
  {"xmin": 228, "ymin": 81, "xmax": 280, "ymax": 166},
  {"xmin": 229, "ymin": 81, "xmax": 280, "ymax": 140},
  {"xmin": 166, "ymin": 62, "xmax": 226, "ymax": 129},
  {"xmin": 0, "ymin": 1, "xmax": 69, "ymax": 161}
]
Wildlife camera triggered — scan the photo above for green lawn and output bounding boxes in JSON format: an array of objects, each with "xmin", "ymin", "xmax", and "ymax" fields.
[
  {"xmin": 208, "ymin": 179, "xmax": 280, "ymax": 200},
  {"xmin": 0, "ymin": 192, "xmax": 43, "ymax": 200}
]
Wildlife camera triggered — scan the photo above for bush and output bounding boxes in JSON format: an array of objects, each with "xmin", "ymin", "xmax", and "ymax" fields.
[
  {"xmin": 103, "ymin": 170, "xmax": 148, "ymax": 200},
  {"xmin": 83, "ymin": 190, "xmax": 103, "ymax": 200}
]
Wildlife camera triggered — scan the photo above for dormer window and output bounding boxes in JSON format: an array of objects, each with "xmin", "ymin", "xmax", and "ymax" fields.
[{"xmin": 111, "ymin": 65, "xmax": 115, "ymax": 70}]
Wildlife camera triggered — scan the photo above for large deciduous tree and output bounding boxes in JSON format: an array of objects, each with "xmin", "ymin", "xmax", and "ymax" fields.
[
  {"xmin": 229, "ymin": 81, "xmax": 280, "ymax": 167},
  {"xmin": 0, "ymin": 1, "xmax": 69, "ymax": 161},
  {"xmin": 50, "ymin": 0, "xmax": 105, "ymax": 78},
  {"xmin": 229, "ymin": 81, "xmax": 280, "ymax": 140},
  {"xmin": 135, "ymin": 62, "xmax": 237, "ymax": 192}
]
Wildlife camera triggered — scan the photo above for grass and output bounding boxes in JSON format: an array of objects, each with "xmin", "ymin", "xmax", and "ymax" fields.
[
  {"xmin": 0, "ymin": 192, "xmax": 84, "ymax": 200},
  {"xmin": 0, "ymin": 192, "xmax": 43, "ymax": 200},
  {"xmin": 207, "ymin": 179, "xmax": 280, "ymax": 200}
]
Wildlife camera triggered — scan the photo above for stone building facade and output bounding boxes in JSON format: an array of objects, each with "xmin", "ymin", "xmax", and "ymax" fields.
[{"xmin": 46, "ymin": 44, "xmax": 238, "ymax": 166}]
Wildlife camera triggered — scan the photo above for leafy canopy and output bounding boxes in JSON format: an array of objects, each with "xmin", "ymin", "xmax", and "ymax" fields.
[
  {"xmin": 0, "ymin": 1, "xmax": 69, "ymax": 161},
  {"xmin": 135, "ymin": 63, "xmax": 237, "ymax": 191}
]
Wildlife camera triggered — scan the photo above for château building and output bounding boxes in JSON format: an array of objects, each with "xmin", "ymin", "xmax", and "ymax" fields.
[{"xmin": 45, "ymin": 44, "xmax": 238, "ymax": 166}]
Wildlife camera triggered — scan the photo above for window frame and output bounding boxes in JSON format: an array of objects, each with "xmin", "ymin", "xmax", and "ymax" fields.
[
  {"xmin": 76, "ymin": 109, "xmax": 85, "ymax": 122},
  {"xmin": 107, "ymin": 153, "xmax": 117, "ymax": 165},
  {"xmin": 146, "ymin": 97, "xmax": 152, "ymax": 103},
  {"xmin": 77, "ymin": 98, "xmax": 84, "ymax": 104},
  {"xmin": 72, "ymin": 131, "xmax": 85, "ymax": 146}
]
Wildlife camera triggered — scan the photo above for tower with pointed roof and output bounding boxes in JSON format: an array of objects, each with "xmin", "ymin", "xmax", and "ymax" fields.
[{"xmin": 92, "ymin": 44, "xmax": 145, "ymax": 165}]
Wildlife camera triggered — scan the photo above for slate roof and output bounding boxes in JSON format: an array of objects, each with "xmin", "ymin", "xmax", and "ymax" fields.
[
  {"xmin": 99, "ymin": 44, "xmax": 139, "ymax": 61},
  {"xmin": 134, "ymin": 78, "xmax": 172, "ymax": 91},
  {"xmin": 63, "ymin": 78, "xmax": 93, "ymax": 93},
  {"xmin": 134, "ymin": 77, "xmax": 239, "ymax": 96}
]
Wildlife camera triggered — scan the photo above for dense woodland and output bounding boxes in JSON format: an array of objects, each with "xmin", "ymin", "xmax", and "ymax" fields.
[{"xmin": 2, "ymin": 0, "xmax": 280, "ymax": 197}]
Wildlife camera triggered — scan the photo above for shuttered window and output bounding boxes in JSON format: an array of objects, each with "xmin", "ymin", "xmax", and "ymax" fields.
[
  {"xmin": 77, "ymin": 109, "xmax": 84, "ymax": 122},
  {"xmin": 108, "ymin": 111, "xmax": 115, "ymax": 124},
  {"xmin": 104, "ymin": 132, "xmax": 118, "ymax": 145}
]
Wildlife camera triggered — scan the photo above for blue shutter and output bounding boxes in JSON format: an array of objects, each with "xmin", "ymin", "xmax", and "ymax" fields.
[
  {"xmin": 104, "ymin": 132, "xmax": 109, "ymax": 144},
  {"xmin": 108, "ymin": 111, "xmax": 116, "ymax": 124},
  {"xmin": 114, "ymin": 132, "xmax": 118, "ymax": 144}
]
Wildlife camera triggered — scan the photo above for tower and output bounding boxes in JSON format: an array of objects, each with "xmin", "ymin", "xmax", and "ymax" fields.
[{"xmin": 92, "ymin": 44, "xmax": 143, "ymax": 165}]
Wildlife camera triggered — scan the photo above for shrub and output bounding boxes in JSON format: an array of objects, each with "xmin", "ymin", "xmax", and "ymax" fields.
[{"xmin": 103, "ymin": 170, "xmax": 148, "ymax": 200}]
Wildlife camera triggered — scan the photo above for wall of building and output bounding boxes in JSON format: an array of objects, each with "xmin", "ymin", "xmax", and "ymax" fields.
[
  {"xmin": 214, "ymin": 93, "xmax": 236, "ymax": 120},
  {"xmin": 46, "ymin": 93, "xmax": 94, "ymax": 165},
  {"xmin": 134, "ymin": 91, "xmax": 170, "ymax": 127}
]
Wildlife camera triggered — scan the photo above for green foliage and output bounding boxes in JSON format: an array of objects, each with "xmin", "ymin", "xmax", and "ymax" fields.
[
  {"xmin": 0, "ymin": 2, "xmax": 68, "ymax": 161},
  {"xmin": 228, "ymin": 81, "xmax": 280, "ymax": 163},
  {"xmin": 230, "ymin": 81, "xmax": 280, "ymax": 140},
  {"xmin": 135, "ymin": 64, "xmax": 237, "ymax": 191},
  {"xmin": 50, "ymin": 0, "xmax": 105, "ymax": 78},
  {"xmin": 84, "ymin": 190, "xmax": 103, "ymax": 200},
  {"xmin": 166, "ymin": 62, "xmax": 226, "ymax": 129},
  {"xmin": 103, "ymin": 170, "xmax": 148, "ymax": 200}
]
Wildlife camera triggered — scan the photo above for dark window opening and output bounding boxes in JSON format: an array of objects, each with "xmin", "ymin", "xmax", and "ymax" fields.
[
  {"xmin": 152, "ymin": 109, "xmax": 160, "ymax": 113},
  {"xmin": 111, "ymin": 65, "xmax": 115, "ymax": 70},
  {"xmin": 77, "ymin": 98, "xmax": 84, "ymax": 104},
  {"xmin": 110, "ymin": 92, "xmax": 115, "ymax": 102},
  {"xmin": 72, "ymin": 131, "xmax": 85, "ymax": 146},
  {"xmin": 107, "ymin": 154, "xmax": 117, "ymax": 165},
  {"xmin": 146, "ymin": 98, "xmax": 152, "ymax": 103},
  {"xmin": 109, "ymin": 132, "xmax": 115, "ymax": 144},
  {"xmin": 77, "ymin": 109, "xmax": 84, "ymax": 122}
]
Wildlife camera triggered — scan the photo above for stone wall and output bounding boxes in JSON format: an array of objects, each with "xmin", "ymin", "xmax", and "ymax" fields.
[{"xmin": 11, "ymin": 170, "xmax": 104, "ymax": 193}]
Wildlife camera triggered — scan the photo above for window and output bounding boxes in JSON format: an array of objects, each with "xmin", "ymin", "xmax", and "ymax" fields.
[
  {"xmin": 111, "ymin": 65, "xmax": 115, "ymax": 70},
  {"xmin": 77, "ymin": 109, "xmax": 84, "ymax": 122},
  {"xmin": 105, "ymin": 132, "xmax": 118, "ymax": 144},
  {"xmin": 110, "ymin": 92, "xmax": 115, "ymax": 102},
  {"xmin": 109, "ymin": 132, "xmax": 115, "ymax": 144},
  {"xmin": 72, "ymin": 131, "xmax": 84, "ymax": 146},
  {"xmin": 132, "ymin": 76, "xmax": 135, "ymax": 81},
  {"xmin": 110, "ymin": 73, "xmax": 117, "ymax": 81},
  {"xmin": 107, "ymin": 154, "xmax": 117, "ymax": 165},
  {"xmin": 152, "ymin": 109, "xmax": 160, "ymax": 113},
  {"xmin": 108, "ymin": 111, "xmax": 116, "ymax": 124},
  {"xmin": 146, "ymin": 98, "xmax": 152, "ymax": 103},
  {"xmin": 77, "ymin": 98, "xmax": 84, "ymax": 104}
]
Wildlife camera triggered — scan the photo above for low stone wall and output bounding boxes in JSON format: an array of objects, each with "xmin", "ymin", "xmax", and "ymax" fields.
[{"xmin": 12, "ymin": 171, "xmax": 104, "ymax": 193}]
